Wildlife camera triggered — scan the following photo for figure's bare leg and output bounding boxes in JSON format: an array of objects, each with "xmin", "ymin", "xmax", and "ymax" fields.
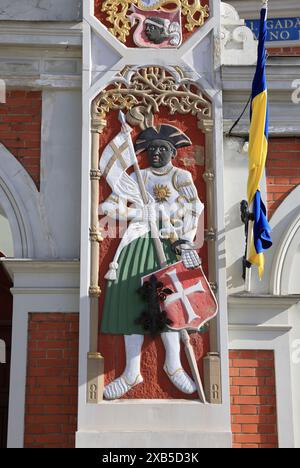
[
  {"xmin": 161, "ymin": 332, "xmax": 196, "ymax": 395},
  {"xmin": 104, "ymin": 334, "xmax": 144, "ymax": 400}
]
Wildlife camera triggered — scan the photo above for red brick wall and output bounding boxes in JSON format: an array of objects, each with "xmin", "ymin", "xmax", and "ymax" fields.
[
  {"xmin": 0, "ymin": 90, "xmax": 42, "ymax": 189},
  {"xmin": 24, "ymin": 313, "xmax": 79, "ymax": 449},
  {"xmin": 266, "ymin": 138, "xmax": 300, "ymax": 219},
  {"xmin": 268, "ymin": 47, "xmax": 300, "ymax": 56},
  {"xmin": 230, "ymin": 350, "xmax": 278, "ymax": 449}
]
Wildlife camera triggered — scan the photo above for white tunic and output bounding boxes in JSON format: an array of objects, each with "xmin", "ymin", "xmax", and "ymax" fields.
[{"xmin": 100, "ymin": 163, "xmax": 204, "ymax": 279}]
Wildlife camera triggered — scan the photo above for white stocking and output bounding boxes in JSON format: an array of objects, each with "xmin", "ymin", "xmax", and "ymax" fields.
[
  {"xmin": 161, "ymin": 331, "xmax": 182, "ymax": 373},
  {"xmin": 124, "ymin": 334, "xmax": 144, "ymax": 382},
  {"xmin": 161, "ymin": 332, "xmax": 196, "ymax": 395},
  {"xmin": 104, "ymin": 334, "xmax": 144, "ymax": 400}
]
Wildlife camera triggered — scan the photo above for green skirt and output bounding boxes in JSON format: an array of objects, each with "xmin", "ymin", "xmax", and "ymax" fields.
[{"xmin": 101, "ymin": 234, "xmax": 177, "ymax": 335}]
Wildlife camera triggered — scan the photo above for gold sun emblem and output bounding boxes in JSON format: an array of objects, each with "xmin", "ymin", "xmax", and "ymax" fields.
[{"xmin": 153, "ymin": 184, "xmax": 171, "ymax": 203}]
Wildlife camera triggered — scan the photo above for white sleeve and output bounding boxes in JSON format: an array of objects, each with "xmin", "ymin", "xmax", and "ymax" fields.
[
  {"xmin": 100, "ymin": 192, "xmax": 129, "ymax": 220},
  {"xmin": 174, "ymin": 170, "xmax": 204, "ymax": 243}
]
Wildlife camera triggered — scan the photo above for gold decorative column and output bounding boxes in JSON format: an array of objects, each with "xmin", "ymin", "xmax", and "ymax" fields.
[
  {"xmin": 199, "ymin": 119, "xmax": 218, "ymax": 350},
  {"xmin": 86, "ymin": 101, "xmax": 106, "ymax": 404},
  {"xmin": 199, "ymin": 119, "xmax": 222, "ymax": 403}
]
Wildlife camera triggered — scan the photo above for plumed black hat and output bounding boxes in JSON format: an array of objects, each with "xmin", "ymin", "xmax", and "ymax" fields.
[{"xmin": 135, "ymin": 125, "xmax": 192, "ymax": 154}]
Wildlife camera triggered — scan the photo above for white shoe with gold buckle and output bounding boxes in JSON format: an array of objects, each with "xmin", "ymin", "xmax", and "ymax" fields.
[
  {"xmin": 104, "ymin": 374, "xmax": 143, "ymax": 400},
  {"xmin": 164, "ymin": 365, "xmax": 196, "ymax": 394}
]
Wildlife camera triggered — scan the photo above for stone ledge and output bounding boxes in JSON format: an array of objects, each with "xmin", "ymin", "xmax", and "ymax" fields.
[
  {"xmin": 0, "ymin": 21, "xmax": 82, "ymax": 47},
  {"xmin": 78, "ymin": 399, "xmax": 231, "ymax": 435},
  {"xmin": 76, "ymin": 430, "xmax": 232, "ymax": 449},
  {"xmin": 0, "ymin": 258, "xmax": 80, "ymax": 276},
  {"xmin": 228, "ymin": 293, "xmax": 300, "ymax": 307}
]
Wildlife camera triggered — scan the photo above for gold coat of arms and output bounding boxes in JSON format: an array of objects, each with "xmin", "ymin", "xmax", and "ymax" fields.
[{"xmin": 99, "ymin": 0, "xmax": 209, "ymax": 45}]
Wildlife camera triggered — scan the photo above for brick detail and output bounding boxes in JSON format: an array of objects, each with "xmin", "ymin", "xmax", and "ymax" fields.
[
  {"xmin": 0, "ymin": 90, "xmax": 42, "ymax": 189},
  {"xmin": 24, "ymin": 313, "xmax": 79, "ymax": 449},
  {"xmin": 230, "ymin": 350, "xmax": 279, "ymax": 449},
  {"xmin": 266, "ymin": 138, "xmax": 300, "ymax": 219},
  {"xmin": 268, "ymin": 47, "xmax": 300, "ymax": 57}
]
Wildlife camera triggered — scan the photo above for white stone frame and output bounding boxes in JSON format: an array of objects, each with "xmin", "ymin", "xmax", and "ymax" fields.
[
  {"xmin": 0, "ymin": 259, "xmax": 80, "ymax": 449},
  {"xmin": 78, "ymin": 0, "xmax": 232, "ymax": 448},
  {"xmin": 0, "ymin": 144, "xmax": 49, "ymax": 258},
  {"xmin": 270, "ymin": 186, "xmax": 300, "ymax": 296},
  {"xmin": 271, "ymin": 214, "xmax": 300, "ymax": 295},
  {"xmin": 220, "ymin": 2, "xmax": 257, "ymax": 66},
  {"xmin": 228, "ymin": 295, "xmax": 299, "ymax": 449}
]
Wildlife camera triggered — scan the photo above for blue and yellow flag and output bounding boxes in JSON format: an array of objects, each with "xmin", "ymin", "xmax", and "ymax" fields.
[{"xmin": 247, "ymin": 6, "xmax": 272, "ymax": 279}]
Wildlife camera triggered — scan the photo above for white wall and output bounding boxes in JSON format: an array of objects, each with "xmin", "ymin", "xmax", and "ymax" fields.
[
  {"xmin": 224, "ymin": 137, "xmax": 268, "ymax": 294},
  {"xmin": 0, "ymin": 0, "xmax": 82, "ymax": 21},
  {"xmin": 41, "ymin": 90, "xmax": 82, "ymax": 259},
  {"xmin": 0, "ymin": 90, "xmax": 82, "ymax": 260},
  {"xmin": 287, "ymin": 246, "xmax": 300, "ymax": 294},
  {"xmin": 224, "ymin": 137, "xmax": 248, "ymax": 294}
]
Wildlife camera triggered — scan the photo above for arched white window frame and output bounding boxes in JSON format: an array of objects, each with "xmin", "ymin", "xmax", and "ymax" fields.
[
  {"xmin": 0, "ymin": 144, "xmax": 48, "ymax": 258},
  {"xmin": 270, "ymin": 185, "xmax": 300, "ymax": 295}
]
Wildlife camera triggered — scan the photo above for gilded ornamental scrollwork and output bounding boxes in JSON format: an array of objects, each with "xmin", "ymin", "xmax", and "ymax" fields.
[
  {"xmin": 101, "ymin": 0, "xmax": 209, "ymax": 43},
  {"xmin": 181, "ymin": 0, "xmax": 209, "ymax": 32},
  {"xmin": 94, "ymin": 66, "xmax": 212, "ymax": 131}
]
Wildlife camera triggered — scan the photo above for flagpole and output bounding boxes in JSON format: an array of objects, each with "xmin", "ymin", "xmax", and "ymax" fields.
[
  {"xmin": 262, "ymin": 0, "xmax": 268, "ymax": 14},
  {"xmin": 118, "ymin": 111, "xmax": 207, "ymax": 403},
  {"xmin": 245, "ymin": 202, "xmax": 254, "ymax": 292}
]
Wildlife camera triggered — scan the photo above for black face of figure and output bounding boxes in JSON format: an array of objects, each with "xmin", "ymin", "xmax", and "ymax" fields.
[
  {"xmin": 147, "ymin": 140, "xmax": 176, "ymax": 168},
  {"xmin": 144, "ymin": 23, "xmax": 167, "ymax": 44}
]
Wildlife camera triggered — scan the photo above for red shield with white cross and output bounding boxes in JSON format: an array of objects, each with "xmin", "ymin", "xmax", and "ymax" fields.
[{"xmin": 142, "ymin": 261, "xmax": 218, "ymax": 331}]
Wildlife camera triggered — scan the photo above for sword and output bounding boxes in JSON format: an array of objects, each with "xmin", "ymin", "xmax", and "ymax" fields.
[{"xmin": 118, "ymin": 111, "xmax": 207, "ymax": 404}]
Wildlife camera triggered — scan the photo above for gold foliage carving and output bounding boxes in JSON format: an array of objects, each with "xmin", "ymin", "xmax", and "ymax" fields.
[
  {"xmin": 94, "ymin": 67, "xmax": 211, "ymax": 131},
  {"xmin": 89, "ymin": 286, "xmax": 102, "ymax": 297},
  {"xmin": 90, "ymin": 226, "xmax": 103, "ymax": 243},
  {"xmin": 181, "ymin": 0, "xmax": 209, "ymax": 32},
  {"xmin": 101, "ymin": 0, "xmax": 209, "ymax": 43},
  {"xmin": 101, "ymin": 0, "xmax": 137, "ymax": 44}
]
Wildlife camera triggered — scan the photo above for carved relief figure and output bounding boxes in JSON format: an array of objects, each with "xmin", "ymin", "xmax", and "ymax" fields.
[
  {"xmin": 99, "ymin": 113, "xmax": 217, "ymax": 400},
  {"xmin": 129, "ymin": 6, "xmax": 182, "ymax": 48}
]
